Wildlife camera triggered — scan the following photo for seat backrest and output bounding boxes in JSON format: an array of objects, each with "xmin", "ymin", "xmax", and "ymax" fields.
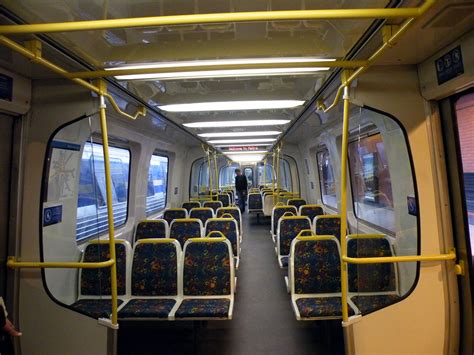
[
  {"xmin": 288, "ymin": 198, "xmax": 307, "ymax": 210},
  {"xmin": 263, "ymin": 194, "xmax": 276, "ymax": 216},
  {"xmin": 80, "ymin": 240, "xmax": 131, "ymax": 297},
  {"xmin": 130, "ymin": 239, "xmax": 181, "ymax": 296},
  {"xmin": 347, "ymin": 236, "xmax": 397, "ymax": 293},
  {"xmin": 189, "ymin": 207, "xmax": 214, "ymax": 225},
  {"xmin": 314, "ymin": 215, "xmax": 341, "ymax": 241},
  {"xmin": 217, "ymin": 194, "xmax": 230, "ymax": 207},
  {"xmin": 202, "ymin": 200, "xmax": 223, "ymax": 212},
  {"xmin": 299, "ymin": 204, "xmax": 324, "ymax": 222},
  {"xmin": 248, "ymin": 193, "xmax": 262, "ymax": 210},
  {"xmin": 290, "ymin": 236, "xmax": 341, "ymax": 295},
  {"xmin": 182, "ymin": 201, "xmax": 201, "ymax": 212},
  {"xmin": 182, "ymin": 238, "xmax": 234, "ymax": 296},
  {"xmin": 278, "ymin": 216, "xmax": 311, "ymax": 256},
  {"xmin": 135, "ymin": 220, "xmax": 168, "ymax": 242},
  {"xmin": 169, "ymin": 219, "xmax": 203, "ymax": 247},
  {"xmin": 163, "ymin": 208, "xmax": 187, "ymax": 226},
  {"xmin": 216, "ymin": 207, "xmax": 242, "ymax": 234},
  {"xmin": 271, "ymin": 205, "xmax": 297, "ymax": 235},
  {"xmin": 205, "ymin": 218, "xmax": 239, "ymax": 256}
]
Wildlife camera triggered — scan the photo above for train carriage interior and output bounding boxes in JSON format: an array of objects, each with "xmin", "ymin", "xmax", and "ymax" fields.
[{"xmin": 0, "ymin": 0, "xmax": 472, "ymax": 354}]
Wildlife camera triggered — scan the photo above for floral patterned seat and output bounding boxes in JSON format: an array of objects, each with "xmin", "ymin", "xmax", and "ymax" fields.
[
  {"xmin": 169, "ymin": 219, "xmax": 203, "ymax": 248},
  {"xmin": 163, "ymin": 208, "xmax": 187, "ymax": 226},
  {"xmin": 119, "ymin": 239, "xmax": 181, "ymax": 319},
  {"xmin": 287, "ymin": 198, "xmax": 307, "ymax": 211},
  {"xmin": 299, "ymin": 205, "xmax": 324, "ymax": 224},
  {"xmin": 289, "ymin": 236, "xmax": 357, "ymax": 320},
  {"xmin": 202, "ymin": 200, "xmax": 223, "ymax": 213},
  {"xmin": 175, "ymin": 238, "xmax": 235, "ymax": 320},
  {"xmin": 189, "ymin": 207, "xmax": 214, "ymax": 226},
  {"xmin": 248, "ymin": 193, "xmax": 262, "ymax": 212},
  {"xmin": 71, "ymin": 240, "xmax": 131, "ymax": 319},
  {"xmin": 205, "ymin": 218, "xmax": 240, "ymax": 268},
  {"xmin": 217, "ymin": 193, "xmax": 231, "ymax": 207},
  {"xmin": 271, "ymin": 206, "xmax": 297, "ymax": 238},
  {"xmin": 313, "ymin": 215, "xmax": 341, "ymax": 241},
  {"xmin": 216, "ymin": 207, "xmax": 242, "ymax": 240},
  {"xmin": 276, "ymin": 216, "xmax": 311, "ymax": 268},
  {"xmin": 347, "ymin": 236, "xmax": 399, "ymax": 315},
  {"xmin": 182, "ymin": 201, "xmax": 200, "ymax": 212},
  {"xmin": 134, "ymin": 220, "xmax": 168, "ymax": 242}
]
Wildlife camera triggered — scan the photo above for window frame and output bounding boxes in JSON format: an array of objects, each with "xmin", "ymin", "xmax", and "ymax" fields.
[
  {"xmin": 316, "ymin": 147, "xmax": 338, "ymax": 209},
  {"xmin": 145, "ymin": 152, "xmax": 170, "ymax": 217}
]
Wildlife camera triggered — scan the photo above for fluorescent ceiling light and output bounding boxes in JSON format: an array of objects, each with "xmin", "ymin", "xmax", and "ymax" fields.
[
  {"xmin": 107, "ymin": 57, "xmax": 336, "ymax": 71},
  {"xmin": 115, "ymin": 68, "xmax": 328, "ymax": 80},
  {"xmin": 215, "ymin": 143, "xmax": 271, "ymax": 148},
  {"xmin": 183, "ymin": 119, "xmax": 290, "ymax": 128},
  {"xmin": 223, "ymin": 150, "xmax": 268, "ymax": 155},
  {"xmin": 208, "ymin": 138, "xmax": 277, "ymax": 144},
  {"xmin": 159, "ymin": 100, "xmax": 304, "ymax": 112},
  {"xmin": 199, "ymin": 131, "xmax": 280, "ymax": 138},
  {"xmin": 227, "ymin": 154, "xmax": 265, "ymax": 162}
]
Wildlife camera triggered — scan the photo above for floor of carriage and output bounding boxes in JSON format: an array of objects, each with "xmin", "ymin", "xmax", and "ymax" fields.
[{"xmin": 118, "ymin": 213, "xmax": 344, "ymax": 355}]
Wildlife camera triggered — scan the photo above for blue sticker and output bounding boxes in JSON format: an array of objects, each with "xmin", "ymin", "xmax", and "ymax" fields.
[
  {"xmin": 407, "ymin": 195, "xmax": 417, "ymax": 216},
  {"xmin": 0, "ymin": 74, "xmax": 13, "ymax": 102},
  {"xmin": 435, "ymin": 46, "xmax": 464, "ymax": 85},
  {"xmin": 43, "ymin": 205, "xmax": 62, "ymax": 226},
  {"xmin": 51, "ymin": 140, "xmax": 81, "ymax": 151}
]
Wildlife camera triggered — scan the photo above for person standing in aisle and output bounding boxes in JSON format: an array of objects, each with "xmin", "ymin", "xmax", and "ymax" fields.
[{"xmin": 235, "ymin": 169, "xmax": 248, "ymax": 213}]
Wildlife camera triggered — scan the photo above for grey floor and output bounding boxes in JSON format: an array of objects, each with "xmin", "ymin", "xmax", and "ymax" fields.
[{"xmin": 118, "ymin": 214, "xmax": 344, "ymax": 355}]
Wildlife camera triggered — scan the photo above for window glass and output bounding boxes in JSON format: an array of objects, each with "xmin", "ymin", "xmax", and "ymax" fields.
[
  {"xmin": 348, "ymin": 133, "xmax": 394, "ymax": 232},
  {"xmin": 316, "ymin": 149, "xmax": 337, "ymax": 208},
  {"xmin": 257, "ymin": 164, "xmax": 274, "ymax": 186},
  {"xmin": 146, "ymin": 154, "xmax": 168, "ymax": 215},
  {"xmin": 219, "ymin": 164, "xmax": 238, "ymax": 188},
  {"xmin": 76, "ymin": 142, "xmax": 130, "ymax": 241},
  {"xmin": 279, "ymin": 158, "xmax": 292, "ymax": 191},
  {"xmin": 244, "ymin": 167, "xmax": 253, "ymax": 187}
]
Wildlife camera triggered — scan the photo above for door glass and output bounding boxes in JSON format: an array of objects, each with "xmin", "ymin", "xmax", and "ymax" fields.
[
  {"xmin": 454, "ymin": 92, "xmax": 474, "ymax": 267},
  {"xmin": 244, "ymin": 167, "xmax": 253, "ymax": 187}
]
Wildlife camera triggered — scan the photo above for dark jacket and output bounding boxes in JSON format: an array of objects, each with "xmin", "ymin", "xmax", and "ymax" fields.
[{"xmin": 235, "ymin": 175, "xmax": 248, "ymax": 191}]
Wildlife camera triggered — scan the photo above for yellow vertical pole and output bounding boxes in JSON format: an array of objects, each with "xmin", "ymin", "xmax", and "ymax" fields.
[
  {"xmin": 206, "ymin": 148, "xmax": 212, "ymax": 196},
  {"xmin": 213, "ymin": 151, "xmax": 219, "ymax": 195},
  {"xmin": 97, "ymin": 82, "xmax": 118, "ymax": 326},
  {"xmin": 340, "ymin": 83, "xmax": 351, "ymax": 323},
  {"xmin": 263, "ymin": 158, "xmax": 267, "ymax": 187}
]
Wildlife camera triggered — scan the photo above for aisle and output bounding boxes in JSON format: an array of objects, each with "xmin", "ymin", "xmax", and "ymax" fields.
[{"xmin": 118, "ymin": 213, "xmax": 344, "ymax": 355}]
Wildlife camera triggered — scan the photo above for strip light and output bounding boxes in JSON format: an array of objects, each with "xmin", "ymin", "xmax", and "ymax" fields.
[
  {"xmin": 208, "ymin": 138, "xmax": 277, "ymax": 144},
  {"xmin": 183, "ymin": 119, "xmax": 290, "ymax": 128},
  {"xmin": 159, "ymin": 100, "xmax": 304, "ymax": 112},
  {"xmin": 223, "ymin": 150, "xmax": 268, "ymax": 155},
  {"xmin": 227, "ymin": 154, "xmax": 266, "ymax": 162},
  {"xmin": 199, "ymin": 131, "xmax": 280, "ymax": 138}
]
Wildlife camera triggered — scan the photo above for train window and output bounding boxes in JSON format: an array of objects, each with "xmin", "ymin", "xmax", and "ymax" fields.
[
  {"xmin": 316, "ymin": 149, "xmax": 337, "ymax": 208},
  {"xmin": 219, "ymin": 164, "xmax": 239, "ymax": 189},
  {"xmin": 257, "ymin": 164, "xmax": 274, "ymax": 186},
  {"xmin": 244, "ymin": 167, "xmax": 253, "ymax": 187},
  {"xmin": 279, "ymin": 158, "xmax": 292, "ymax": 191},
  {"xmin": 348, "ymin": 133, "xmax": 394, "ymax": 232},
  {"xmin": 146, "ymin": 154, "xmax": 169, "ymax": 215},
  {"xmin": 76, "ymin": 142, "xmax": 130, "ymax": 241}
]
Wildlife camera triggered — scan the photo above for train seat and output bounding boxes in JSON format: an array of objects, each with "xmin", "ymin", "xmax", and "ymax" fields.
[
  {"xmin": 216, "ymin": 207, "xmax": 243, "ymax": 242},
  {"xmin": 175, "ymin": 238, "xmax": 235, "ymax": 320},
  {"xmin": 313, "ymin": 215, "xmax": 342, "ymax": 241},
  {"xmin": 202, "ymin": 200, "xmax": 223, "ymax": 213},
  {"xmin": 217, "ymin": 193, "xmax": 231, "ymax": 207},
  {"xmin": 287, "ymin": 198, "xmax": 307, "ymax": 211},
  {"xmin": 298, "ymin": 205, "xmax": 324, "ymax": 225},
  {"xmin": 71, "ymin": 240, "xmax": 131, "ymax": 319},
  {"xmin": 247, "ymin": 192, "xmax": 263, "ymax": 213},
  {"xmin": 119, "ymin": 239, "xmax": 181, "ymax": 320},
  {"xmin": 276, "ymin": 216, "xmax": 311, "ymax": 268},
  {"xmin": 182, "ymin": 201, "xmax": 201, "ymax": 212},
  {"xmin": 163, "ymin": 208, "xmax": 188, "ymax": 226},
  {"xmin": 271, "ymin": 205, "xmax": 298, "ymax": 242},
  {"xmin": 205, "ymin": 218, "xmax": 240, "ymax": 268},
  {"xmin": 347, "ymin": 235, "xmax": 399, "ymax": 314},
  {"xmin": 134, "ymin": 220, "xmax": 169, "ymax": 243},
  {"xmin": 289, "ymin": 235, "xmax": 357, "ymax": 320},
  {"xmin": 189, "ymin": 207, "xmax": 214, "ymax": 225},
  {"xmin": 263, "ymin": 194, "xmax": 276, "ymax": 216},
  {"xmin": 169, "ymin": 219, "xmax": 203, "ymax": 247}
]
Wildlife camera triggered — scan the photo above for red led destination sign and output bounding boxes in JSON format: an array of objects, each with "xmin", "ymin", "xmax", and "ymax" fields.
[{"xmin": 227, "ymin": 146, "xmax": 260, "ymax": 151}]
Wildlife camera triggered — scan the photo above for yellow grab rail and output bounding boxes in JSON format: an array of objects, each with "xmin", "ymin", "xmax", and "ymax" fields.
[
  {"xmin": 7, "ymin": 258, "xmax": 114, "ymax": 269},
  {"xmin": 342, "ymin": 249, "xmax": 457, "ymax": 264},
  {"xmin": 0, "ymin": 7, "xmax": 432, "ymax": 35}
]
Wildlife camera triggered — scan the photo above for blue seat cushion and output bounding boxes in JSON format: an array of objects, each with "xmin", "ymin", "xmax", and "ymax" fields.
[
  {"xmin": 175, "ymin": 299, "xmax": 231, "ymax": 318},
  {"xmin": 118, "ymin": 299, "xmax": 176, "ymax": 318},
  {"xmin": 71, "ymin": 299, "xmax": 124, "ymax": 318},
  {"xmin": 295, "ymin": 297, "xmax": 354, "ymax": 318},
  {"xmin": 350, "ymin": 294, "xmax": 400, "ymax": 314}
]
